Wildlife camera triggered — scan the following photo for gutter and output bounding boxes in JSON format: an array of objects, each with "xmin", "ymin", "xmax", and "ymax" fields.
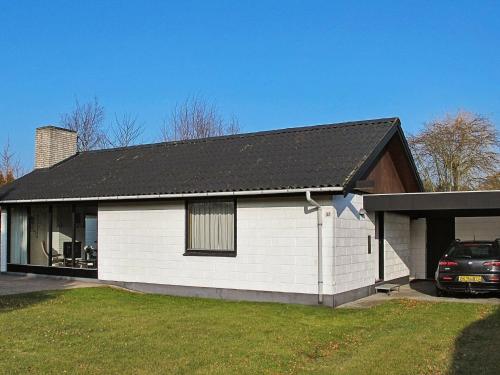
[
  {"xmin": 0, "ymin": 186, "xmax": 344, "ymax": 204},
  {"xmin": 306, "ymin": 191, "xmax": 323, "ymax": 305}
]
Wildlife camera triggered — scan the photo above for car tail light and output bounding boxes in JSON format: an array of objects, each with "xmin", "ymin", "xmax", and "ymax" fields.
[
  {"xmin": 490, "ymin": 275, "xmax": 500, "ymax": 282},
  {"xmin": 483, "ymin": 261, "xmax": 500, "ymax": 267},
  {"xmin": 441, "ymin": 276, "xmax": 453, "ymax": 281},
  {"xmin": 439, "ymin": 261, "xmax": 458, "ymax": 267}
]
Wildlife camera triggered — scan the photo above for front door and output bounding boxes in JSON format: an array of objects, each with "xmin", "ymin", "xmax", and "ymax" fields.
[{"xmin": 426, "ymin": 216, "xmax": 455, "ymax": 278}]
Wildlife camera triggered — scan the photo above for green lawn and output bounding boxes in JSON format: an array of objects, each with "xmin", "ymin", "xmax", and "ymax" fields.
[{"xmin": 0, "ymin": 287, "xmax": 499, "ymax": 375}]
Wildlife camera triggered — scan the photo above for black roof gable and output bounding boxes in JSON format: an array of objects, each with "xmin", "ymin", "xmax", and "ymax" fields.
[{"xmin": 0, "ymin": 117, "xmax": 419, "ymax": 201}]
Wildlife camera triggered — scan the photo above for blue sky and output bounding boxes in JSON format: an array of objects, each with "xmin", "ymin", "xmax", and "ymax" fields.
[{"xmin": 1, "ymin": 0, "xmax": 499, "ymax": 170}]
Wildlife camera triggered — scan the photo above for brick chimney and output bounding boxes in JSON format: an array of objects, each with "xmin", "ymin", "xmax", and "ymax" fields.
[{"xmin": 34, "ymin": 126, "xmax": 77, "ymax": 169}]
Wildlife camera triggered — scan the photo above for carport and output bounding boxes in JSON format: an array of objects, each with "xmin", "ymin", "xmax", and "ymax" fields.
[{"xmin": 364, "ymin": 190, "xmax": 500, "ymax": 279}]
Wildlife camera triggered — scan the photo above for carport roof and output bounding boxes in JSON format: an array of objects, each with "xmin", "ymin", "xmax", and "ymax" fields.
[{"xmin": 363, "ymin": 190, "xmax": 500, "ymax": 214}]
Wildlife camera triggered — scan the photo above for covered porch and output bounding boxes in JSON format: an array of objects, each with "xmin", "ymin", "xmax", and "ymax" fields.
[{"xmin": 1, "ymin": 202, "xmax": 98, "ymax": 278}]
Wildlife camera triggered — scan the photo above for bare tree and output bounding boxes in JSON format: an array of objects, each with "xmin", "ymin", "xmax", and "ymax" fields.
[
  {"xmin": 107, "ymin": 113, "xmax": 144, "ymax": 147},
  {"xmin": 409, "ymin": 111, "xmax": 499, "ymax": 191},
  {"xmin": 480, "ymin": 172, "xmax": 500, "ymax": 190},
  {"xmin": 60, "ymin": 97, "xmax": 106, "ymax": 151},
  {"xmin": 160, "ymin": 97, "xmax": 240, "ymax": 141},
  {"xmin": 0, "ymin": 138, "xmax": 23, "ymax": 185},
  {"xmin": 226, "ymin": 115, "xmax": 241, "ymax": 136}
]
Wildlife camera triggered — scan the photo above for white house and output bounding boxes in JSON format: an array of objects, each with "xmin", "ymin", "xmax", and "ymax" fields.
[{"xmin": 1, "ymin": 118, "xmax": 498, "ymax": 306}]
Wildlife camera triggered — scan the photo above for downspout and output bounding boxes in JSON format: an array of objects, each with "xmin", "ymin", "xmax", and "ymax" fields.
[
  {"xmin": 332, "ymin": 196, "xmax": 337, "ymax": 307},
  {"xmin": 306, "ymin": 191, "xmax": 323, "ymax": 304}
]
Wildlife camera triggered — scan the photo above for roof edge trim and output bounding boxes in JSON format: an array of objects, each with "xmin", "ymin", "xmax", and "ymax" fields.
[{"xmin": 0, "ymin": 186, "xmax": 344, "ymax": 204}]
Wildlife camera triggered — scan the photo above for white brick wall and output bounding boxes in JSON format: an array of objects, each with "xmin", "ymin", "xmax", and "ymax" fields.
[
  {"xmin": 410, "ymin": 218, "xmax": 426, "ymax": 279},
  {"xmin": 98, "ymin": 197, "xmax": 335, "ymax": 295},
  {"xmin": 0, "ymin": 194, "xmax": 408, "ymax": 296},
  {"xmin": 384, "ymin": 212, "xmax": 410, "ymax": 280},
  {"xmin": 332, "ymin": 194, "xmax": 377, "ymax": 294},
  {"xmin": 455, "ymin": 217, "xmax": 500, "ymax": 241},
  {"xmin": 98, "ymin": 195, "xmax": 379, "ymax": 296}
]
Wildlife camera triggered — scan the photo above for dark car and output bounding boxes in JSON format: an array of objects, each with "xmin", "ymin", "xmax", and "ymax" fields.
[{"xmin": 435, "ymin": 239, "xmax": 500, "ymax": 296}]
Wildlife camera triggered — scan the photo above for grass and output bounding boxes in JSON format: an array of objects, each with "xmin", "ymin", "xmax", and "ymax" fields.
[{"xmin": 0, "ymin": 287, "xmax": 499, "ymax": 375}]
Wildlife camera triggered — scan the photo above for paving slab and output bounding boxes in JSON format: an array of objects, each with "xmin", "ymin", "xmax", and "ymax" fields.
[
  {"xmin": 340, "ymin": 280, "xmax": 500, "ymax": 308},
  {"xmin": 0, "ymin": 273, "xmax": 101, "ymax": 296}
]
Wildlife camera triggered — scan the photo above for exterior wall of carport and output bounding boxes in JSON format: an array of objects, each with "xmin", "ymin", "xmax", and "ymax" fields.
[
  {"xmin": 407, "ymin": 215, "xmax": 500, "ymax": 280},
  {"xmin": 410, "ymin": 218, "xmax": 426, "ymax": 279},
  {"xmin": 331, "ymin": 209, "xmax": 412, "ymax": 304},
  {"xmin": 455, "ymin": 217, "xmax": 500, "ymax": 240},
  {"xmin": 382, "ymin": 212, "xmax": 411, "ymax": 281}
]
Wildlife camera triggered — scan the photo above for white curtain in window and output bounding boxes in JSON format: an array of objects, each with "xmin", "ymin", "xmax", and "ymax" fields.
[
  {"xmin": 189, "ymin": 201, "xmax": 234, "ymax": 251},
  {"xmin": 10, "ymin": 207, "xmax": 28, "ymax": 264}
]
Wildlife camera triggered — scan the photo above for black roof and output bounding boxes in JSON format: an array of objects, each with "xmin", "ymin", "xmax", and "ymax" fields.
[{"xmin": 0, "ymin": 117, "xmax": 413, "ymax": 201}]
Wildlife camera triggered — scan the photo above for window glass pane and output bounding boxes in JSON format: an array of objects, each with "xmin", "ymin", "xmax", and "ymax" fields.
[
  {"xmin": 9, "ymin": 207, "xmax": 28, "ymax": 264},
  {"xmin": 82, "ymin": 214, "xmax": 98, "ymax": 269},
  {"xmin": 29, "ymin": 205, "xmax": 50, "ymax": 266},
  {"xmin": 189, "ymin": 201, "xmax": 234, "ymax": 251},
  {"xmin": 52, "ymin": 205, "xmax": 75, "ymax": 267},
  {"xmin": 50, "ymin": 205, "xmax": 98, "ymax": 269},
  {"xmin": 9, "ymin": 204, "xmax": 98, "ymax": 270},
  {"xmin": 85, "ymin": 215, "xmax": 97, "ymax": 249},
  {"xmin": 448, "ymin": 243, "xmax": 498, "ymax": 259}
]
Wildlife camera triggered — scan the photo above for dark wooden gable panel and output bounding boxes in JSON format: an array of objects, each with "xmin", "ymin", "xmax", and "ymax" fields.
[{"xmin": 357, "ymin": 134, "xmax": 421, "ymax": 194}]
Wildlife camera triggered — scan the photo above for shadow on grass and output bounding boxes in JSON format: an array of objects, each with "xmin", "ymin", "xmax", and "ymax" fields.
[
  {"xmin": 0, "ymin": 291, "xmax": 56, "ymax": 314},
  {"xmin": 451, "ymin": 307, "xmax": 500, "ymax": 375}
]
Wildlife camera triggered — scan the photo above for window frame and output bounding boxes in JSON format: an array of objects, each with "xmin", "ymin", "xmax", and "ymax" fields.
[{"xmin": 183, "ymin": 198, "xmax": 237, "ymax": 257}]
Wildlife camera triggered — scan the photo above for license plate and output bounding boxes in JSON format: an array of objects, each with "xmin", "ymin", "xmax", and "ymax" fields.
[{"xmin": 458, "ymin": 275, "xmax": 483, "ymax": 282}]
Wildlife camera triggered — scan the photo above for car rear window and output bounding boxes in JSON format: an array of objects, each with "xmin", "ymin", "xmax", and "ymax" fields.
[{"xmin": 447, "ymin": 243, "xmax": 499, "ymax": 259}]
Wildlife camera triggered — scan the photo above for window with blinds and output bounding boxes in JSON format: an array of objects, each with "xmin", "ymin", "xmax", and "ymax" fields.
[{"xmin": 186, "ymin": 200, "xmax": 236, "ymax": 255}]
